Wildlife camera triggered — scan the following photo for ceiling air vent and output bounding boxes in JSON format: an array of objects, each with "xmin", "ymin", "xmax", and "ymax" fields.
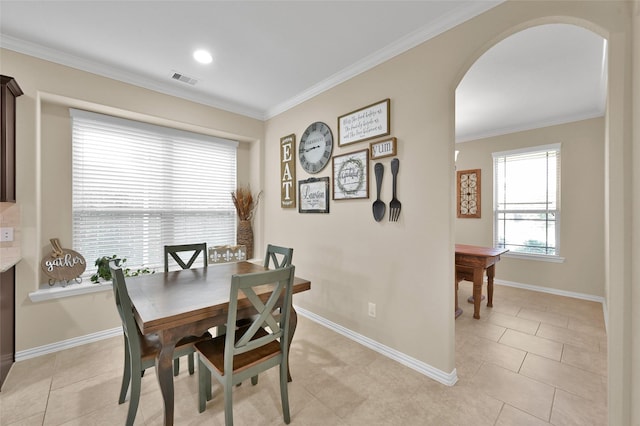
[{"xmin": 170, "ymin": 72, "xmax": 198, "ymax": 85}]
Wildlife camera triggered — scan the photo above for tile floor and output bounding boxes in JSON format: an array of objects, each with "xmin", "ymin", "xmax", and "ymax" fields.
[{"xmin": 0, "ymin": 283, "xmax": 607, "ymax": 425}]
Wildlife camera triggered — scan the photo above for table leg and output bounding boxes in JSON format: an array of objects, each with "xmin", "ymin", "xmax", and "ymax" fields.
[
  {"xmin": 487, "ymin": 264, "xmax": 495, "ymax": 307},
  {"xmin": 287, "ymin": 306, "xmax": 298, "ymax": 382},
  {"xmin": 472, "ymin": 267, "xmax": 484, "ymax": 319},
  {"xmin": 156, "ymin": 332, "xmax": 177, "ymax": 426}
]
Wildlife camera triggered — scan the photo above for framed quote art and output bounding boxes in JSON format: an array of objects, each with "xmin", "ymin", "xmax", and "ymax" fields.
[
  {"xmin": 332, "ymin": 149, "xmax": 369, "ymax": 200},
  {"xmin": 298, "ymin": 177, "xmax": 330, "ymax": 213},
  {"xmin": 338, "ymin": 99, "xmax": 390, "ymax": 146},
  {"xmin": 456, "ymin": 169, "xmax": 481, "ymax": 218}
]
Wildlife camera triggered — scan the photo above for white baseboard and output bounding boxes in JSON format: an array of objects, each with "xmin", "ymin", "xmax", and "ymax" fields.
[
  {"xmin": 14, "ymin": 282, "xmax": 608, "ymax": 372},
  {"xmin": 294, "ymin": 306, "xmax": 458, "ymax": 387},
  {"xmin": 15, "ymin": 327, "xmax": 122, "ymax": 362}
]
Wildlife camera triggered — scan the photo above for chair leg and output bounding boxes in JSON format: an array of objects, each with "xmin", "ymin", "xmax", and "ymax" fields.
[
  {"xmin": 251, "ymin": 375, "xmax": 258, "ymax": 386},
  {"xmin": 188, "ymin": 353, "xmax": 195, "ymax": 375},
  {"xmin": 224, "ymin": 378, "xmax": 234, "ymax": 426},
  {"xmin": 119, "ymin": 339, "xmax": 131, "ymax": 404},
  {"xmin": 280, "ymin": 363, "xmax": 291, "ymax": 424},
  {"xmin": 126, "ymin": 360, "xmax": 143, "ymax": 426},
  {"xmin": 197, "ymin": 357, "xmax": 209, "ymax": 413},
  {"xmin": 173, "ymin": 358, "xmax": 180, "ymax": 376}
]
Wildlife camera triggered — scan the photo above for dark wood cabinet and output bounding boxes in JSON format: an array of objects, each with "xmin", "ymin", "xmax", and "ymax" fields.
[
  {"xmin": 0, "ymin": 75, "xmax": 21, "ymax": 389},
  {"xmin": 1, "ymin": 75, "xmax": 23, "ymax": 202}
]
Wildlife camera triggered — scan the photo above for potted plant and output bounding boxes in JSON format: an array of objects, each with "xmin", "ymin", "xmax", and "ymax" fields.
[{"xmin": 91, "ymin": 254, "xmax": 154, "ymax": 283}]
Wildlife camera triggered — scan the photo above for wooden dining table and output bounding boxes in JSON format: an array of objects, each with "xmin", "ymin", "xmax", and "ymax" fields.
[
  {"xmin": 455, "ymin": 244, "xmax": 508, "ymax": 319},
  {"xmin": 125, "ymin": 261, "xmax": 311, "ymax": 426}
]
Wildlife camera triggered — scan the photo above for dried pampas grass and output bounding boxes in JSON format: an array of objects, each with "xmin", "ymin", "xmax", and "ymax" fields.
[{"xmin": 231, "ymin": 186, "xmax": 262, "ymax": 221}]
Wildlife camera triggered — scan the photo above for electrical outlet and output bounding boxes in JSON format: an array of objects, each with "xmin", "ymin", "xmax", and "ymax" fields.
[
  {"xmin": 0, "ymin": 227, "xmax": 14, "ymax": 242},
  {"xmin": 368, "ymin": 302, "xmax": 376, "ymax": 318}
]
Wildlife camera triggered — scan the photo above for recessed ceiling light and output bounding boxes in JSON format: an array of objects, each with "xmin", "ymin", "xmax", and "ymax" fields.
[{"xmin": 193, "ymin": 49, "xmax": 212, "ymax": 64}]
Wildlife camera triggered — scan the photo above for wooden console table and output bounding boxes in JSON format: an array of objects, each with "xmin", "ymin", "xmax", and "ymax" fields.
[{"xmin": 455, "ymin": 244, "xmax": 508, "ymax": 319}]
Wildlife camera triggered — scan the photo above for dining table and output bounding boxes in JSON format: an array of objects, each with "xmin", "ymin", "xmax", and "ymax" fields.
[
  {"xmin": 125, "ymin": 260, "xmax": 311, "ymax": 426},
  {"xmin": 455, "ymin": 244, "xmax": 508, "ymax": 319}
]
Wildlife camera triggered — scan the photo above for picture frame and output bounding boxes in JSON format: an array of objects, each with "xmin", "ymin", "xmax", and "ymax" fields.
[
  {"xmin": 370, "ymin": 137, "xmax": 397, "ymax": 160},
  {"xmin": 280, "ymin": 133, "xmax": 296, "ymax": 208},
  {"xmin": 457, "ymin": 169, "xmax": 481, "ymax": 218},
  {"xmin": 332, "ymin": 149, "xmax": 369, "ymax": 200},
  {"xmin": 338, "ymin": 98, "xmax": 390, "ymax": 146},
  {"xmin": 298, "ymin": 177, "xmax": 330, "ymax": 213}
]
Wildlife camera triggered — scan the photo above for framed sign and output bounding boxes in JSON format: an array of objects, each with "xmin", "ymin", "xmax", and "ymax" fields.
[
  {"xmin": 332, "ymin": 149, "xmax": 369, "ymax": 200},
  {"xmin": 370, "ymin": 137, "xmax": 397, "ymax": 160},
  {"xmin": 298, "ymin": 177, "xmax": 330, "ymax": 213},
  {"xmin": 338, "ymin": 98, "xmax": 390, "ymax": 146},
  {"xmin": 280, "ymin": 134, "xmax": 296, "ymax": 208},
  {"xmin": 457, "ymin": 169, "xmax": 481, "ymax": 218}
]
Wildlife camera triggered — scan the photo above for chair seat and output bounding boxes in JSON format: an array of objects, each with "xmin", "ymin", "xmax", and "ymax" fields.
[{"xmin": 195, "ymin": 327, "xmax": 280, "ymax": 375}]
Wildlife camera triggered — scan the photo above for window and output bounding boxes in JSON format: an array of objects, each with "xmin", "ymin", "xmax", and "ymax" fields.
[
  {"xmin": 71, "ymin": 109, "xmax": 238, "ymax": 275},
  {"xmin": 493, "ymin": 144, "xmax": 560, "ymax": 257}
]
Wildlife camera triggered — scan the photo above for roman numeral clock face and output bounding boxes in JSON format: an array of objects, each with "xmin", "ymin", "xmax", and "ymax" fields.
[{"xmin": 299, "ymin": 122, "xmax": 333, "ymax": 174}]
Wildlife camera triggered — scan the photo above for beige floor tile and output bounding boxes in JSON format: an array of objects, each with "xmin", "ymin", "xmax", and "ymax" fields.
[
  {"xmin": 550, "ymin": 389, "xmax": 607, "ymax": 426},
  {"xmin": 456, "ymin": 332, "xmax": 527, "ymax": 373},
  {"xmin": 562, "ymin": 343, "xmax": 607, "ymax": 376},
  {"xmin": 517, "ymin": 308, "xmax": 569, "ymax": 328},
  {"xmin": 496, "ymin": 404, "xmax": 552, "ymax": 426},
  {"xmin": 536, "ymin": 323, "xmax": 601, "ymax": 351},
  {"xmin": 0, "ymin": 354, "xmax": 55, "ymax": 425},
  {"xmin": 3, "ymin": 286, "xmax": 608, "ymax": 426},
  {"xmin": 43, "ymin": 369, "xmax": 124, "ymax": 425},
  {"xmin": 499, "ymin": 329, "xmax": 563, "ymax": 361},
  {"xmin": 455, "ymin": 315, "xmax": 507, "ymax": 342},
  {"xmin": 519, "ymin": 354, "xmax": 607, "ymax": 403},
  {"xmin": 489, "ymin": 311, "xmax": 540, "ymax": 335},
  {"xmin": 471, "ymin": 362, "xmax": 554, "ymax": 421}
]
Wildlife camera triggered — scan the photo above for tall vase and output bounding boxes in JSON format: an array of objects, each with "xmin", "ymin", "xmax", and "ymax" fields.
[{"xmin": 237, "ymin": 220, "xmax": 254, "ymax": 259}]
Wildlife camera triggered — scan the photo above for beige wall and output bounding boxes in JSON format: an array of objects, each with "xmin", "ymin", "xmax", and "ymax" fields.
[
  {"xmin": 455, "ymin": 118, "xmax": 605, "ymax": 296},
  {"xmin": 0, "ymin": 49, "xmax": 264, "ymax": 350},
  {"xmin": 1, "ymin": 0, "xmax": 636, "ymax": 424},
  {"xmin": 263, "ymin": 1, "xmax": 633, "ymax": 423}
]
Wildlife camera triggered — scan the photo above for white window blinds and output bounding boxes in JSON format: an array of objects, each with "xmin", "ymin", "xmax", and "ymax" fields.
[
  {"xmin": 493, "ymin": 144, "xmax": 561, "ymax": 256},
  {"xmin": 71, "ymin": 109, "xmax": 238, "ymax": 274}
]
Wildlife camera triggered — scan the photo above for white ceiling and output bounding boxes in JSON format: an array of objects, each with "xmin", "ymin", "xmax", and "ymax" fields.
[{"xmin": 0, "ymin": 1, "xmax": 606, "ymax": 142}]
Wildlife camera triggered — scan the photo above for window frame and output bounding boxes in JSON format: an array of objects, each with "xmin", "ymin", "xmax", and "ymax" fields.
[{"xmin": 492, "ymin": 143, "xmax": 564, "ymax": 263}]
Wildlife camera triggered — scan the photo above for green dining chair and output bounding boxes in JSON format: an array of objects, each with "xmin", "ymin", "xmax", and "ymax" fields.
[
  {"xmin": 264, "ymin": 244, "xmax": 293, "ymax": 269},
  {"xmin": 164, "ymin": 242, "xmax": 209, "ymax": 375},
  {"xmin": 164, "ymin": 242, "xmax": 208, "ymax": 272},
  {"xmin": 194, "ymin": 265, "xmax": 296, "ymax": 425},
  {"xmin": 110, "ymin": 261, "xmax": 209, "ymax": 426}
]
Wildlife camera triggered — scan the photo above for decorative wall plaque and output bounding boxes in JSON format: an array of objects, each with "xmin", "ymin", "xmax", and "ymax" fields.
[
  {"xmin": 40, "ymin": 238, "xmax": 86, "ymax": 286},
  {"xmin": 298, "ymin": 177, "xmax": 330, "ymax": 213},
  {"xmin": 332, "ymin": 149, "xmax": 369, "ymax": 200},
  {"xmin": 280, "ymin": 134, "xmax": 296, "ymax": 208},
  {"xmin": 338, "ymin": 99, "xmax": 390, "ymax": 146},
  {"xmin": 457, "ymin": 169, "xmax": 481, "ymax": 218}
]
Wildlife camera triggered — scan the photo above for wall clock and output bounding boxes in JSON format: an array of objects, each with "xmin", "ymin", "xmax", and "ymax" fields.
[{"xmin": 299, "ymin": 121, "xmax": 333, "ymax": 174}]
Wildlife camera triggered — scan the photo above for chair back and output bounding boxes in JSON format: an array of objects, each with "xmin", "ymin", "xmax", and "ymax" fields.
[
  {"xmin": 164, "ymin": 243, "xmax": 207, "ymax": 272},
  {"xmin": 263, "ymin": 244, "xmax": 293, "ymax": 269},
  {"xmin": 110, "ymin": 261, "xmax": 142, "ymax": 352},
  {"xmin": 224, "ymin": 265, "xmax": 295, "ymax": 375}
]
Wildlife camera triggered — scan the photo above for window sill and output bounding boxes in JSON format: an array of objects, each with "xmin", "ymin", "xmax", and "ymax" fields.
[
  {"xmin": 503, "ymin": 252, "xmax": 565, "ymax": 263},
  {"xmin": 29, "ymin": 280, "xmax": 113, "ymax": 302}
]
